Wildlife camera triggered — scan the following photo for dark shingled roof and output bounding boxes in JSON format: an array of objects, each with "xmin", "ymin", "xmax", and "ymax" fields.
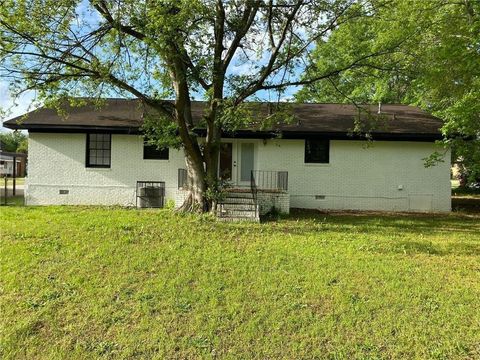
[{"xmin": 3, "ymin": 98, "xmax": 444, "ymax": 141}]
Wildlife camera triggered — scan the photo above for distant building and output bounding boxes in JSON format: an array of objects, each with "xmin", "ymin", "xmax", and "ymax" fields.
[{"xmin": 0, "ymin": 152, "xmax": 26, "ymax": 177}]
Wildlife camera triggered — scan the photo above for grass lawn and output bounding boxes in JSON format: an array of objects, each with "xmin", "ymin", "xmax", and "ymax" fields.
[
  {"xmin": 0, "ymin": 196, "xmax": 25, "ymax": 207},
  {"xmin": 1, "ymin": 207, "xmax": 479, "ymax": 359},
  {"xmin": 452, "ymin": 187, "xmax": 480, "ymax": 213}
]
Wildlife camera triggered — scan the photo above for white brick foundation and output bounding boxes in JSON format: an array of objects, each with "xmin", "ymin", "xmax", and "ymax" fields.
[{"xmin": 257, "ymin": 191, "xmax": 290, "ymax": 215}]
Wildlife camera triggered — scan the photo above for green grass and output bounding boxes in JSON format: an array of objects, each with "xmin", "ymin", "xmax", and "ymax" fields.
[
  {"xmin": 0, "ymin": 196, "xmax": 25, "ymax": 206},
  {"xmin": 452, "ymin": 186, "xmax": 480, "ymax": 213},
  {"xmin": 1, "ymin": 207, "xmax": 480, "ymax": 359}
]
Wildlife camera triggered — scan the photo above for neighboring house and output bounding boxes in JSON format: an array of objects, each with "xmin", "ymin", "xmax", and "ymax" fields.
[
  {"xmin": 3, "ymin": 99, "xmax": 451, "ymax": 214},
  {"xmin": 0, "ymin": 153, "xmax": 26, "ymax": 177}
]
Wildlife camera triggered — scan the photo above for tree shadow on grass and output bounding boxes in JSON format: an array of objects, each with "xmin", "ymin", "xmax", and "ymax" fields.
[
  {"xmin": 381, "ymin": 240, "xmax": 480, "ymax": 256},
  {"xmin": 229, "ymin": 209, "xmax": 480, "ymax": 257},
  {"xmin": 279, "ymin": 208, "xmax": 480, "ymax": 236},
  {"xmin": 452, "ymin": 196, "xmax": 480, "ymax": 213}
]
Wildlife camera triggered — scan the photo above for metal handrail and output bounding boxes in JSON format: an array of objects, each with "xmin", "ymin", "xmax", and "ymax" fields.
[
  {"xmin": 250, "ymin": 170, "xmax": 288, "ymax": 192},
  {"xmin": 250, "ymin": 170, "xmax": 258, "ymax": 218}
]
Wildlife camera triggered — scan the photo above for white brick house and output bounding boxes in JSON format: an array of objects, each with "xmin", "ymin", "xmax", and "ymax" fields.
[{"xmin": 3, "ymin": 99, "xmax": 451, "ymax": 213}]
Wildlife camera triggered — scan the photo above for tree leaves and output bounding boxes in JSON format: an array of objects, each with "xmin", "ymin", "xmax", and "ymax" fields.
[{"xmin": 300, "ymin": 0, "xmax": 480, "ymax": 182}]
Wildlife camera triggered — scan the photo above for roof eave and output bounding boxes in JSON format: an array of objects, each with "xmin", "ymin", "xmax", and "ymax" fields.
[
  {"xmin": 4, "ymin": 123, "xmax": 443, "ymax": 142},
  {"xmin": 6, "ymin": 123, "xmax": 141, "ymax": 134}
]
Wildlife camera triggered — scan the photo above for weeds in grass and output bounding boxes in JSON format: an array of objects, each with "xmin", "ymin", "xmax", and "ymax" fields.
[{"xmin": 1, "ymin": 207, "xmax": 479, "ymax": 359}]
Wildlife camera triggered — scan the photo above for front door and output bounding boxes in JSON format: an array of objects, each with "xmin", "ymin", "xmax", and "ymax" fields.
[
  {"xmin": 218, "ymin": 141, "xmax": 255, "ymax": 187},
  {"xmin": 237, "ymin": 142, "xmax": 255, "ymax": 186},
  {"xmin": 219, "ymin": 142, "xmax": 233, "ymax": 181}
]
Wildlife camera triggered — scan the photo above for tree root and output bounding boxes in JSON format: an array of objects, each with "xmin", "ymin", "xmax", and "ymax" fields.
[{"xmin": 176, "ymin": 192, "xmax": 203, "ymax": 213}]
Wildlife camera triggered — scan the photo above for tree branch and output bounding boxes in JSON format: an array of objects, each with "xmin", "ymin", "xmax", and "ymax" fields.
[
  {"xmin": 92, "ymin": 0, "xmax": 146, "ymax": 40},
  {"xmin": 233, "ymin": 0, "xmax": 304, "ymax": 104},
  {"xmin": 222, "ymin": 1, "xmax": 260, "ymax": 71},
  {"xmin": 258, "ymin": 50, "xmax": 401, "ymax": 91}
]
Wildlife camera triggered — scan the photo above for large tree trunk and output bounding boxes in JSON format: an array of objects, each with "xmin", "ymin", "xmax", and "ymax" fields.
[
  {"xmin": 165, "ymin": 48, "xmax": 212, "ymax": 213},
  {"xmin": 178, "ymin": 150, "xmax": 207, "ymax": 213},
  {"xmin": 203, "ymin": 99, "xmax": 223, "ymax": 213},
  {"xmin": 204, "ymin": 141, "xmax": 220, "ymax": 213},
  {"xmin": 177, "ymin": 132, "xmax": 221, "ymax": 213},
  {"xmin": 164, "ymin": 30, "xmax": 224, "ymax": 214},
  {"xmin": 178, "ymin": 140, "xmax": 220, "ymax": 213}
]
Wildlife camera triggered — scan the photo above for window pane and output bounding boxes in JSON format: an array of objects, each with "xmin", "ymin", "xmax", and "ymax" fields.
[
  {"xmin": 143, "ymin": 144, "xmax": 169, "ymax": 160},
  {"xmin": 305, "ymin": 139, "xmax": 329, "ymax": 163},
  {"xmin": 218, "ymin": 143, "xmax": 232, "ymax": 180},
  {"xmin": 87, "ymin": 134, "xmax": 111, "ymax": 167}
]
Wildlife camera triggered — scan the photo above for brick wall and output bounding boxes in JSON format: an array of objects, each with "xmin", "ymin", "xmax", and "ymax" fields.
[
  {"xmin": 26, "ymin": 133, "xmax": 186, "ymax": 206},
  {"xmin": 257, "ymin": 191, "xmax": 290, "ymax": 215},
  {"xmin": 255, "ymin": 139, "xmax": 451, "ymax": 212},
  {"xmin": 27, "ymin": 134, "xmax": 451, "ymax": 212}
]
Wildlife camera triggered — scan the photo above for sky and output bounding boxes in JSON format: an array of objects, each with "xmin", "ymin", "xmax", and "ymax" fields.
[
  {"xmin": 0, "ymin": 81, "xmax": 36, "ymax": 133},
  {"xmin": 0, "ymin": 1, "xmax": 312, "ymax": 133}
]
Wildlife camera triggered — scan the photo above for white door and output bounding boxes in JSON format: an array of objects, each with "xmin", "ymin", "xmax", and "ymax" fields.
[
  {"xmin": 236, "ymin": 142, "xmax": 255, "ymax": 187},
  {"xmin": 218, "ymin": 141, "xmax": 255, "ymax": 188}
]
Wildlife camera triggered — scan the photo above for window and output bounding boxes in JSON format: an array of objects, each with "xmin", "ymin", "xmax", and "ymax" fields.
[
  {"xmin": 86, "ymin": 133, "xmax": 111, "ymax": 168},
  {"xmin": 305, "ymin": 139, "xmax": 329, "ymax": 163},
  {"xmin": 143, "ymin": 144, "xmax": 169, "ymax": 160}
]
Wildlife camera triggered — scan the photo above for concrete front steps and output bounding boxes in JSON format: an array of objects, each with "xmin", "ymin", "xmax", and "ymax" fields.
[{"xmin": 216, "ymin": 191, "xmax": 260, "ymax": 222}]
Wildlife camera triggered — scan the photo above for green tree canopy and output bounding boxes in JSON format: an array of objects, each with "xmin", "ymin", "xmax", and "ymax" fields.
[
  {"xmin": 0, "ymin": 131, "xmax": 28, "ymax": 153},
  {"xmin": 1, "ymin": 0, "xmax": 392, "ymax": 211},
  {"xmin": 297, "ymin": 0, "xmax": 480, "ymax": 183}
]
